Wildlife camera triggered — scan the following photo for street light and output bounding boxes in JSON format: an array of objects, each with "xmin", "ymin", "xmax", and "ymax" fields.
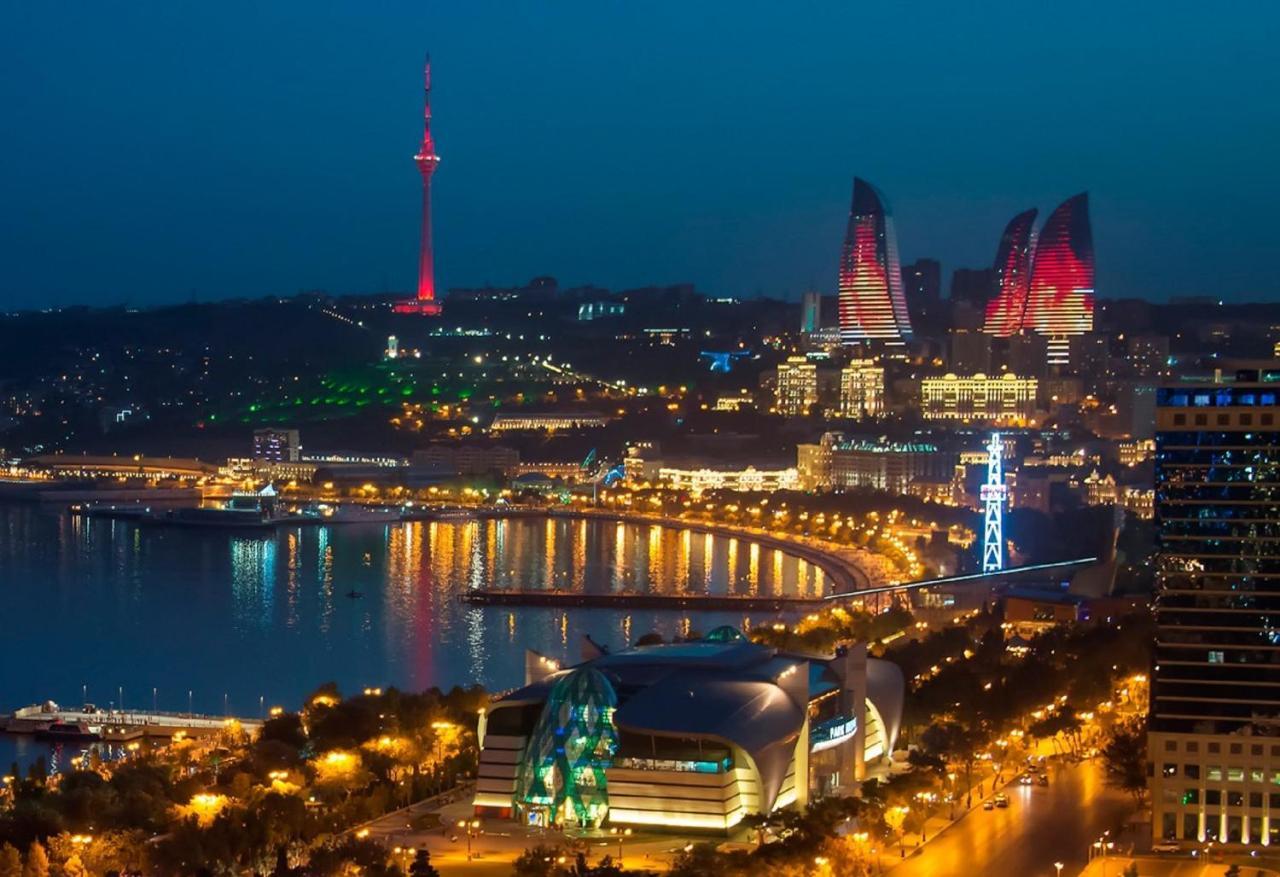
[
  {"xmin": 610, "ymin": 826, "xmax": 632, "ymax": 863},
  {"xmin": 1054, "ymin": 862, "xmax": 1064, "ymax": 877},
  {"xmin": 457, "ymin": 818, "xmax": 481, "ymax": 860}
]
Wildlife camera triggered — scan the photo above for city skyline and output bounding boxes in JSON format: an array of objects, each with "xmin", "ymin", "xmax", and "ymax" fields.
[{"xmin": 2, "ymin": 4, "xmax": 1279, "ymax": 308}]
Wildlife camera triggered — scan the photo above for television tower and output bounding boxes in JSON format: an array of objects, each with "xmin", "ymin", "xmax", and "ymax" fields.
[
  {"xmin": 394, "ymin": 55, "xmax": 443, "ymax": 315},
  {"xmin": 981, "ymin": 432, "xmax": 1007, "ymax": 573}
]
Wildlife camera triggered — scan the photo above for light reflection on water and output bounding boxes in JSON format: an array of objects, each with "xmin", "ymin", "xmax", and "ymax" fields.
[{"xmin": 0, "ymin": 507, "xmax": 829, "ymax": 768}]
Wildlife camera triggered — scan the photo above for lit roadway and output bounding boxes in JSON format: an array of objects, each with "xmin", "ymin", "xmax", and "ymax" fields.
[{"xmin": 891, "ymin": 759, "xmax": 1134, "ymax": 877}]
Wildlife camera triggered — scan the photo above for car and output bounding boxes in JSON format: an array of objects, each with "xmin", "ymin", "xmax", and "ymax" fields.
[
  {"xmin": 994, "ymin": 794, "xmax": 1009, "ymax": 808},
  {"xmin": 982, "ymin": 799, "xmax": 994, "ymax": 811},
  {"xmin": 1037, "ymin": 775, "xmax": 1049, "ymax": 787},
  {"xmin": 1152, "ymin": 842, "xmax": 1180, "ymax": 854},
  {"xmin": 1018, "ymin": 774, "xmax": 1034, "ymax": 785}
]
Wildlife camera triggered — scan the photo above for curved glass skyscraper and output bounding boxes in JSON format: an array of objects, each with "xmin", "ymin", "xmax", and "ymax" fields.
[
  {"xmin": 1022, "ymin": 192, "xmax": 1094, "ymax": 361},
  {"xmin": 837, "ymin": 178, "xmax": 912, "ymax": 346},
  {"xmin": 982, "ymin": 208, "xmax": 1038, "ymax": 337}
]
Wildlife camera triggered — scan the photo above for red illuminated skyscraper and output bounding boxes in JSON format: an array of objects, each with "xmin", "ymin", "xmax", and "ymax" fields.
[
  {"xmin": 982, "ymin": 208, "xmax": 1038, "ymax": 337},
  {"xmin": 394, "ymin": 57, "xmax": 443, "ymax": 316},
  {"xmin": 1022, "ymin": 193, "xmax": 1094, "ymax": 362},
  {"xmin": 837, "ymin": 178, "xmax": 912, "ymax": 346}
]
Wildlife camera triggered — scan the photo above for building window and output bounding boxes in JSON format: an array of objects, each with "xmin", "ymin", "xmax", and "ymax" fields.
[
  {"xmin": 1186, "ymin": 764, "xmax": 1202, "ymax": 779},
  {"xmin": 1208, "ymin": 766, "xmax": 1223, "ymax": 781},
  {"xmin": 1252, "ymin": 769, "xmax": 1264, "ymax": 783},
  {"xmin": 1173, "ymin": 413, "xmax": 1187, "ymax": 426},
  {"xmin": 1250, "ymin": 792, "xmax": 1263, "ymax": 807},
  {"xmin": 1185, "ymin": 814, "xmax": 1200, "ymax": 840},
  {"xmin": 1162, "ymin": 813, "xmax": 1177, "ymax": 839},
  {"xmin": 1209, "ymin": 651, "xmax": 1225, "ymax": 664},
  {"xmin": 1241, "ymin": 414, "xmax": 1253, "ymax": 426},
  {"xmin": 1270, "ymin": 792, "xmax": 1280, "ymax": 808},
  {"xmin": 1206, "ymin": 790, "xmax": 1222, "ymax": 805},
  {"xmin": 1228, "ymin": 791, "xmax": 1244, "ymax": 807},
  {"xmin": 1209, "ymin": 742, "xmax": 1222, "ymax": 753},
  {"xmin": 1252, "ymin": 744, "xmax": 1264, "ymax": 756},
  {"xmin": 1250, "ymin": 817, "xmax": 1263, "ymax": 844},
  {"xmin": 1187, "ymin": 742, "xmax": 1199, "ymax": 753},
  {"xmin": 1231, "ymin": 743, "xmax": 1243, "ymax": 755},
  {"xmin": 1183, "ymin": 788, "xmax": 1200, "ymax": 804},
  {"xmin": 1229, "ymin": 767, "xmax": 1245, "ymax": 782},
  {"xmin": 1262, "ymin": 413, "xmax": 1274, "ymax": 426},
  {"xmin": 1217, "ymin": 414, "xmax": 1230, "ymax": 426},
  {"xmin": 1166, "ymin": 739, "xmax": 1179, "ymax": 752}
]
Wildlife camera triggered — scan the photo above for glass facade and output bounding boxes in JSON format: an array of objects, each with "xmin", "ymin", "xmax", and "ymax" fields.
[
  {"xmin": 1022, "ymin": 193, "xmax": 1095, "ymax": 362},
  {"xmin": 982, "ymin": 208, "xmax": 1038, "ymax": 337},
  {"xmin": 513, "ymin": 668, "xmax": 619, "ymax": 827},
  {"xmin": 837, "ymin": 178, "xmax": 912, "ymax": 346},
  {"xmin": 1152, "ymin": 385, "xmax": 1280, "ymax": 734}
]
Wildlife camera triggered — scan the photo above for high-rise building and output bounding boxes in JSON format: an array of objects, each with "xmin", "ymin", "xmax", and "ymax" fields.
[
  {"xmin": 801, "ymin": 292, "xmax": 823, "ymax": 333},
  {"xmin": 837, "ymin": 178, "xmax": 912, "ymax": 346},
  {"xmin": 1023, "ymin": 193, "xmax": 1094, "ymax": 363},
  {"xmin": 903, "ymin": 258, "xmax": 942, "ymax": 325},
  {"xmin": 950, "ymin": 268, "xmax": 997, "ymax": 307},
  {"xmin": 982, "ymin": 209, "xmax": 1038, "ymax": 337},
  {"xmin": 949, "ymin": 328, "xmax": 993, "ymax": 375},
  {"xmin": 394, "ymin": 57, "xmax": 444, "ymax": 316},
  {"xmin": 839, "ymin": 359, "xmax": 885, "ymax": 418},
  {"xmin": 775, "ymin": 356, "xmax": 820, "ymax": 416},
  {"xmin": 253, "ymin": 428, "xmax": 301, "ymax": 463},
  {"xmin": 1126, "ymin": 334, "xmax": 1171, "ymax": 379},
  {"xmin": 1148, "ymin": 377, "xmax": 1280, "ymax": 847},
  {"xmin": 1006, "ymin": 332, "xmax": 1050, "ymax": 382}
]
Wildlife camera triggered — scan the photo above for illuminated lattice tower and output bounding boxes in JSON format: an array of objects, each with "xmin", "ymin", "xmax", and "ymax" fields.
[
  {"xmin": 514, "ymin": 667, "xmax": 619, "ymax": 827},
  {"xmin": 981, "ymin": 432, "xmax": 1006, "ymax": 572}
]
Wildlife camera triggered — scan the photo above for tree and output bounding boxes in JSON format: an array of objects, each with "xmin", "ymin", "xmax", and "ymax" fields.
[
  {"xmin": 22, "ymin": 842, "xmax": 48, "ymax": 877},
  {"xmin": 1101, "ymin": 718, "xmax": 1148, "ymax": 806},
  {"xmin": 511, "ymin": 845, "xmax": 564, "ymax": 877},
  {"xmin": 60, "ymin": 856, "xmax": 86, "ymax": 877},
  {"xmin": 0, "ymin": 844, "xmax": 21, "ymax": 877},
  {"xmin": 407, "ymin": 850, "xmax": 439, "ymax": 877}
]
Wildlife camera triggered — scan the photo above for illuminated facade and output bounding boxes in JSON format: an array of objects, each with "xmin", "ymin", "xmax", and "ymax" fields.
[
  {"xmin": 775, "ymin": 356, "xmax": 819, "ymax": 416},
  {"xmin": 796, "ymin": 433, "xmax": 948, "ymax": 494},
  {"xmin": 837, "ymin": 178, "xmax": 912, "ymax": 346},
  {"xmin": 393, "ymin": 57, "xmax": 443, "ymax": 316},
  {"xmin": 1149, "ymin": 379, "xmax": 1280, "ymax": 848},
  {"xmin": 656, "ymin": 464, "xmax": 798, "ymax": 494},
  {"xmin": 920, "ymin": 373, "xmax": 1038, "ymax": 424},
  {"xmin": 1023, "ymin": 193, "xmax": 1094, "ymax": 362},
  {"xmin": 982, "ymin": 209, "xmax": 1038, "ymax": 337},
  {"xmin": 474, "ymin": 629, "xmax": 904, "ymax": 831},
  {"xmin": 490, "ymin": 413, "xmax": 609, "ymax": 432},
  {"xmin": 839, "ymin": 359, "xmax": 885, "ymax": 418},
  {"xmin": 980, "ymin": 432, "xmax": 1006, "ymax": 572}
]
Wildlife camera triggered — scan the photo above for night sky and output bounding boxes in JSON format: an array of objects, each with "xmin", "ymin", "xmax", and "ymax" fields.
[{"xmin": 2, "ymin": 2, "xmax": 1278, "ymax": 309}]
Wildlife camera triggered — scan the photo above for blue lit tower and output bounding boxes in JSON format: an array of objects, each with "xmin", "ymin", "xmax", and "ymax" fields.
[{"xmin": 981, "ymin": 432, "xmax": 1006, "ymax": 572}]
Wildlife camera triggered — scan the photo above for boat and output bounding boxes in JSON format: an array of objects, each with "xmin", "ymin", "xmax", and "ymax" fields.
[
  {"xmin": 284, "ymin": 503, "xmax": 402, "ymax": 525},
  {"xmin": 345, "ymin": 590, "xmax": 364, "ymax": 599},
  {"xmin": 139, "ymin": 486, "xmax": 284, "ymax": 530},
  {"xmin": 36, "ymin": 721, "xmax": 103, "ymax": 742}
]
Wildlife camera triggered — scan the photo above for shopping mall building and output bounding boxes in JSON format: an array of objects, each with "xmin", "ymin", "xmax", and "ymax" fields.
[{"xmin": 471, "ymin": 627, "xmax": 903, "ymax": 832}]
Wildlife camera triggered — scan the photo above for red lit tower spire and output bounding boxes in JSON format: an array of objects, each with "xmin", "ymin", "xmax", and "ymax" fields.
[{"xmin": 394, "ymin": 55, "xmax": 443, "ymax": 315}]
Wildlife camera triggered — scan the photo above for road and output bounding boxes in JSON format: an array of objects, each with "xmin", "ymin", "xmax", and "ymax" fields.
[{"xmin": 891, "ymin": 759, "xmax": 1135, "ymax": 877}]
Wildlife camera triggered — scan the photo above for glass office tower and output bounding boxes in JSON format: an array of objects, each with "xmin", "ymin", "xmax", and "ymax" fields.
[{"xmin": 1149, "ymin": 375, "xmax": 1280, "ymax": 847}]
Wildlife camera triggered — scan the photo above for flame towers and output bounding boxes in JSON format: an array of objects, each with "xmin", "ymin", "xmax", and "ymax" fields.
[
  {"xmin": 394, "ymin": 57, "xmax": 443, "ymax": 316},
  {"xmin": 1023, "ymin": 193, "xmax": 1094, "ymax": 361},
  {"xmin": 982, "ymin": 208, "xmax": 1038, "ymax": 337},
  {"xmin": 837, "ymin": 178, "xmax": 912, "ymax": 346},
  {"xmin": 979, "ymin": 193, "xmax": 1095, "ymax": 362}
]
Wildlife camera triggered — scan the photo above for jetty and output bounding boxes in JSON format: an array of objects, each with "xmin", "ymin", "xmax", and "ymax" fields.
[{"xmin": 4, "ymin": 703, "xmax": 264, "ymax": 743}]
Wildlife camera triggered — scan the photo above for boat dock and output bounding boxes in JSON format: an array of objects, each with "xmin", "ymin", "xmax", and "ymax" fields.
[{"xmin": 4, "ymin": 704, "xmax": 264, "ymax": 742}]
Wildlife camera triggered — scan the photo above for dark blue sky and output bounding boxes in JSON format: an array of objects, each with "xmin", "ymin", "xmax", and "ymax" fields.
[{"xmin": 3, "ymin": 2, "xmax": 1278, "ymax": 308}]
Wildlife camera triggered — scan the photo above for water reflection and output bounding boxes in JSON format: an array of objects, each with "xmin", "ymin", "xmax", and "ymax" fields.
[{"xmin": 0, "ymin": 508, "xmax": 830, "ymax": 768}]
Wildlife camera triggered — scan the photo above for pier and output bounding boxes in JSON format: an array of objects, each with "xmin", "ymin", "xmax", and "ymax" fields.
[{"xmin": 4, "ymin": 704, "xmax": 264, "ymax": 742}]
